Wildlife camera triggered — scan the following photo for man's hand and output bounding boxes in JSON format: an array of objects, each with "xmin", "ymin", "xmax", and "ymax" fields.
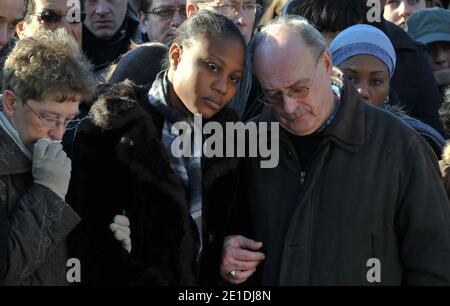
[
  {"xmin": 220, "ymin": 235, "xmax": 265, "ymax": 285},
  {"xmin": 110, "ymin": 215, "xmax": 131, "ymax": 254}
]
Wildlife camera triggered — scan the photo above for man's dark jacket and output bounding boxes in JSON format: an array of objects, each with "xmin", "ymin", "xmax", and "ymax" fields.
[{"xmin": 240, "ymin": 79, "xmax": 450, "ymax": 285}]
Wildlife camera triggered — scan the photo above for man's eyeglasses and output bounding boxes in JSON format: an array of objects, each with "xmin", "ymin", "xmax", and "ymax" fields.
[
  {"xmin": 197, "ymin": 2, "xmax": 263, "ymax": 18},
  {"xmin": 31, "ymin": 9, "xmax": 86, "ymax": 24},
  {"xmin": 145, "ymin": 7, "xmax": 187, "ymax": 20},
  {"xmin": 24, "ymin": 102, "xmax": 80, "ymax": 130},
  {"xmin": 258, "ymin": 52, "xmax": 324, "ymax": 107}
]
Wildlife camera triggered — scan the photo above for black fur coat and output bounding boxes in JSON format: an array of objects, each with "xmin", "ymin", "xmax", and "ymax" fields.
[{"xmin": 67, "ymin": 80, "xmax": 242, "ymax": 285}]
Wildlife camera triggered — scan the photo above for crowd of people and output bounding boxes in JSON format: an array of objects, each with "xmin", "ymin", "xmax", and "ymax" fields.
[{"xmin": 1, "ymin": 0, "xmax": 450, "ymax": 286}]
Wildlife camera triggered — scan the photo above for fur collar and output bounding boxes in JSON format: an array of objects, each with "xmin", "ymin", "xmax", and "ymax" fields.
[{"xmin": 80, "ymin": 80, "xmax": 241, "ymax": 192}]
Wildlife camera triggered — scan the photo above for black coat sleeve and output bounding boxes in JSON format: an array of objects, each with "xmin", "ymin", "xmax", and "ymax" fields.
[{"xmin": 397, "ymin": 136, "xmax": 450, "ymax": 284}]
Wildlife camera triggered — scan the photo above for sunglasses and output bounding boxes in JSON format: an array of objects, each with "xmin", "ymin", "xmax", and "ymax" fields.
[{"xmin": 32, "ymin": 9, "xmax": 86, "ymax": 24}]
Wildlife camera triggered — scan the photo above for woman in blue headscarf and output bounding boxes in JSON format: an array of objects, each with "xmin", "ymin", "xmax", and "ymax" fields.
[{"xmin": 329, "ymin": 24, "xmax": 445, "ymax": 157}]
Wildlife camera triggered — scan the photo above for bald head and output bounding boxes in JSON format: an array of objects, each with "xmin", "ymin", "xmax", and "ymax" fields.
[
  {"xmin": 251, "ymin": 17, "xmax": 327, "ymax": 77},
  {"xmin": 249, "ymin": 16, "xmax": 335, "ymax": 136},
  {"xmin": 254, "ymin": 24, "xmax": 315, "ymax": 74}
]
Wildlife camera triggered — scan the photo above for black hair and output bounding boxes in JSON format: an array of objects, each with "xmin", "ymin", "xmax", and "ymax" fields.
[
  {"xmin": 285, "ymin": 0, "xmax": 372, "ymax": 33},
  {"xmin": 171, "ymin": 10, "xmax": 246, "ymax": 50},
  {"xmin": 107, "ymin": 42, "xmax": 168, "ymax": 90}
]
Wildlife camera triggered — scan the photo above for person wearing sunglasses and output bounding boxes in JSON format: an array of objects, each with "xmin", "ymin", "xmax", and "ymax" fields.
[
  {"xmin": 138, "ymin": 0, "xmax": 187, "ymax": 44},
  {"xmin": 0, "ymin": 29, "xmax": 96, "ymax": 285},
  {"xmin": 16, "ymin": 0, "xmax": 84, "ymax": 47}
]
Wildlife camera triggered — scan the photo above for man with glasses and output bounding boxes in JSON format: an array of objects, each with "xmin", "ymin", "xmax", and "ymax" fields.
[
  {"xmin": 221, "ymin": 16, "xmax": 450, "ymax": 285},
  {"xmin": 188, "ymin": 0, "xmax": 262, "ymax": 43},
  {"xmin": 0, "ymin": 29, "xmax": 96, "ymax": 285},
  {"xmin": 139, "ymin": 0, "xmax": 186, "ymax": 44}
]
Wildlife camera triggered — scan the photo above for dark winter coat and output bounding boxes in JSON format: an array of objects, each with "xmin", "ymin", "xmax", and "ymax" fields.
[
  {"xmin": 241, "ymin": 79, "xmax": 450, "ymax": 285},
  {"xmin": 0, "ymin": 126, "xmax": 80, "ymax": 286},
  {"xmin": 67, "ymin": 80, "xmax": 242, "ymax": 286}
]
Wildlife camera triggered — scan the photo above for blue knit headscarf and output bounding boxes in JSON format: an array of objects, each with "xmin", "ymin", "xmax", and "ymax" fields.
[{"xmin": 329, "ymin": 24, "xmax": 397, "ymax": 77}]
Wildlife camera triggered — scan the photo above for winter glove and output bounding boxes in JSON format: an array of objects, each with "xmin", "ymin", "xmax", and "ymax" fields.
[
  {"xmin": 32, "ymin": 139, "xmax": 71, "ymax": 200},
  {"xmin": 110, "ymin": 215, "xmax": 131, "ymax": 254}
]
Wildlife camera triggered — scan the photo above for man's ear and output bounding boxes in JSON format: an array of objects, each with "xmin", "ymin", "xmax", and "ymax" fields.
[
  {"xmin": 323, "ymin": 50, "xmax": 334, "ymax": 76},
  {"xmin": 169, "ymin": 43, "xmax": 183, "ymax": 69},
  {"xmin": 16, "ymin": 21, "xmax": 27, "ymax": 39},
  {"xmin": 186, "ymin": 3, "xmax": 200, "ymax": 18},
  {"xmin": 2, "ymin": 90, "xmax": 17, "ymax": 117},
  {"xmin": 138, "ymin": 12, "xmax": 148, "ymax": 34}
]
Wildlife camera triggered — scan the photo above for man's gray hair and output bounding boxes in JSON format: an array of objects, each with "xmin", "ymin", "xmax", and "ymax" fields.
[{"xmin": 248, "ymin": 15, "xmax": 327, "ymax": 63}]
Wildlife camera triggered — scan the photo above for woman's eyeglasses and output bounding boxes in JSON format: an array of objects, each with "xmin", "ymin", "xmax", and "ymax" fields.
[{"xmin": 24, "ymin": 102, "xmax": 80, "ymax": 130}]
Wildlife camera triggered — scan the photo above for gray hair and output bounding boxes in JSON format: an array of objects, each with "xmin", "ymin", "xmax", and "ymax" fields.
[{"xmin": 248, "ymin": 15, "xmax": 327, "ymax": 64}]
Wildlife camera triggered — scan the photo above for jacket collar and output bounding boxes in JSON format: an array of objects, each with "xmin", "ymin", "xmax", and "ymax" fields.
[
  {"xmin": 0, "ymin": 127, "xmax": 31, "ymax": 175},
  {"xmin": 323, "ymin": 79, "xmax": 365, "ymax": 153}
]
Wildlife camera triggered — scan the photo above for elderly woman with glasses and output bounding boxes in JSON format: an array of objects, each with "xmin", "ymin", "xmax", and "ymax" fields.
[{"xmin": 0, "ymin": 29, "xmax": 96, "ymax": 285}]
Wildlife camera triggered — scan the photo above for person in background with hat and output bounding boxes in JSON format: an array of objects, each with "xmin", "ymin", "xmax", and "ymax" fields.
[
  {"xmin": 407, "ymin": 8, "xmax": 450, "ymax": 99},
  {"xmin": 329, "ymin": 24, "xmax": 446, "ymax": 158}
]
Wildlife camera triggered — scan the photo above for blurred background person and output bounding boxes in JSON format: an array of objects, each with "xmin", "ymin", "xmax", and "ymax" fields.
[
  {"xmin": 0, "ymin": 0, "xmax": 26, "ymax": 92},
  {"xmin": 83, "ymin": 0, "xmax": 139, "ymax": 77},
  {"xmin": 383, "ymin": 0, "xmax": 444, "ymax": 30},
  {"xmin": 17, "ymin": 0, "xmax": 84, "ymax": 47},
  {"xmin": 407, "ymin": 8, "xmax": 450, "ymax": 102},
  {"xmin": 284, "ymin": 0, "xmax": 447, "ymax": 137},
  {"xmin": 138, "ymin": 0, "xmax": 186, "ymax": 44}
]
